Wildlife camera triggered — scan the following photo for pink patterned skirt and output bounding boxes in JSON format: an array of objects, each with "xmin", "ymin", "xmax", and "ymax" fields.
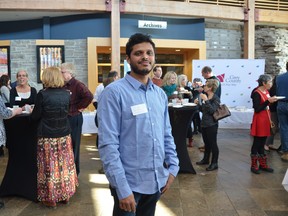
[{"xmin": 37, "ymin": 135, "xmax": 78, "ymax": 202}]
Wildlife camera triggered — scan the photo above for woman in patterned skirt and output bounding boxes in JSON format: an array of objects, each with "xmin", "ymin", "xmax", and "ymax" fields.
[{"xmin": 31, "ymin": 67, "xmax": 78, "ymax": 208}]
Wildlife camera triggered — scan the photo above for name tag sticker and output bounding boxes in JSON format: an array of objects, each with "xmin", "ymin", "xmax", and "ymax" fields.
[{"xmin": 131, "ymin": 103, "xmax": 148, "ymax": 116}]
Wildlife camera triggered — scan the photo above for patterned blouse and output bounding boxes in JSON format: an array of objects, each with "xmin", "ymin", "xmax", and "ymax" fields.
[{"xmin": 0, "ymin": 97, "xmax": 13, "ymax": 146}]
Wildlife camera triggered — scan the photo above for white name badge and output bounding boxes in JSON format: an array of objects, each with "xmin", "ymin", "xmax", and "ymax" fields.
[{"xmin": 131, "ymin": 103, "xmax": 148, "ymax": 116}]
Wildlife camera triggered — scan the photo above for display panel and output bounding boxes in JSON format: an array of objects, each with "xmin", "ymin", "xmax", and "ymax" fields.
[
  {"xmin": 36, "ymin": 46, "xmax": 64, "ymax": 83},
  {"xmin": 0, "ymin": 46, "xmax": 11, "ymax": 78}
]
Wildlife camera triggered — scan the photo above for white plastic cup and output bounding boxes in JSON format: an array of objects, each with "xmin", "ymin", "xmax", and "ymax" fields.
[
  {"xmin": 172, "ymin": 99, "xmax": 177, "ymax": 106},
  {"xmin": 182, "ymin": 98, "xmax": 189, "ymax": 104},
  {"xmin": 25, "ymin": 105, "xmax": 31, "ymax": 113}
]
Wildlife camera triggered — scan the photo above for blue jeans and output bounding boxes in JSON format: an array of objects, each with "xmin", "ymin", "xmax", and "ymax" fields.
[
  {"xmin": 110, "ymin": 187, "xmax": 161, "ymax": 216},
  {"xmin": 277, "ymin": 102, "xmax": 288, "ymax": 152}
]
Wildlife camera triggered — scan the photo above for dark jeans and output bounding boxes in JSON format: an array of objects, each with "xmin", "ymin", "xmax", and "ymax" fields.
[
  {"xmin": 192, "ymin": 112, "xmax": 201, "ymax": 133},
  {"xmin": 68, "ymin": 113, "xmax": 83, "ymax": 175},
  {"xmin": 110, "ymin": 187, "xmax": 161, "ymax": 216},
  {"xmin": 202, "ymin": 124, "xmax": 219, "ymax": 163}
]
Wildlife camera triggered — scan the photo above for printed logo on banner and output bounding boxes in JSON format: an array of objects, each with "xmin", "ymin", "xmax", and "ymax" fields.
[{"xmin": 192, "ymin": 59, "xmax": 265, "ymax": 108}]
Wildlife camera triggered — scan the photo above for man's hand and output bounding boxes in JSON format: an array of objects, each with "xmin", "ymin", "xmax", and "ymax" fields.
[
  {"xmin": 119, "ymin": 194, "xmax": 137, "ymax": 213},
  {"xmin": 161, "ymin": 174, "xmax": 175, "ymax": 194}
]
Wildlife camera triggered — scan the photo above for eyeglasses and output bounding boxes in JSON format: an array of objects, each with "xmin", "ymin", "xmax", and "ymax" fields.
[{"xmin": 17, "ymin": 74, "xmax": 27, "ymax": 77}]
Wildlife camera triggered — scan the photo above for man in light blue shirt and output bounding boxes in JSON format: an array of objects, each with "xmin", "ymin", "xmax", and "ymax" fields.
[{"xmin": 97, "ymin": 33, "xmax": 179, "ymax": 215}]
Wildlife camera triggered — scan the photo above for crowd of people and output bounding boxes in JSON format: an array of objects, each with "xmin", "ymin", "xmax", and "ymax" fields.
[
  {"xmin": 0, "ymin": 63, "xmax": 93, "ymax": 209},
  {"xmin": 0, "ymin": 33, "xmax": 288, "ymax": 214}
]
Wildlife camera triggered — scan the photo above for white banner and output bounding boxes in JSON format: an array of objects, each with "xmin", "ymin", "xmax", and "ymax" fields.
[{"xmin": 192, "ymin": 59, "xmax": 265, "ymax": 108}]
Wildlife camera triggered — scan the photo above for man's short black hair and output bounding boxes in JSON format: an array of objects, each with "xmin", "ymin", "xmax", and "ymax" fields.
[
  {"xmin": 153, "ymin": 66, "xmax": 161, "ymax": 72},
  {"xmin": 202, "ymin": 66, "xmax": 212, "ymax": 74},
  {"xmin": 108, "ymin": 70, "xmax": 118, "ymax": 78},
  {"xmin": 126, "ymin": 33, "xmax": 156, "ymax": 57}
]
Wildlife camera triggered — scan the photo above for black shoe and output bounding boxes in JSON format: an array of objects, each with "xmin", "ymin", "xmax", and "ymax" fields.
[
  {"xmin": 206, "ymin": 163, "xmax": 218, "ymax": 171},
  {"xmin": 0, "ymin": 201, "xmax": 4, "ymax": 209},
  {"xmin": 98, "ymin": 167, "xmax": 105, "ymax": 174},
  {"xmin": 0, "ymin": 146, "xmax": 4, "ymax": 157},
  {"xmin": 196, "ymin": 159, "xmax": 209, "ymax": 165}
]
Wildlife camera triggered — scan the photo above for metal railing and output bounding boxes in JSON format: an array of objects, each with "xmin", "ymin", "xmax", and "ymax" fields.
[
  {"xmin": 188, "ymin": 0, "xmax": 245, "ymax": 7},
  {"xmin": 169, "ymin": 0, "xmax": 288, "ymax": 11},
  {"xmin": 255, "ymin": 0, "xmax": 288, "ymax": 11}
]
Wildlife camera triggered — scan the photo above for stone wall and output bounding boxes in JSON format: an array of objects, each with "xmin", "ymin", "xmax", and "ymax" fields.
[
  {"xmin": 255, "ymin": 26, "xmax": 288, "ymax": 76},
  {"xmin": 205, "ymin": 21, "xmax": 288, "ymax": 77},
  {"xmin": 10, "ymin": 39, "xmax": 87, "ymax": 91}
]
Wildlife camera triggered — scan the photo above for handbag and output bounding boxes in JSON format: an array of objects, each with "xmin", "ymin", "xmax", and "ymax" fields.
[
  {"xmin": 270, "ymin": 120, "xmax": 277, "ymax": 135},
  {"xmin": 213, "ymin": 104, "xmax": 231, "ymax": 121}
]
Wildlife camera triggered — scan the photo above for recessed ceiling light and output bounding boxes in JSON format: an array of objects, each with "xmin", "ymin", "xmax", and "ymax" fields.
[{"xmin": 175, "ymin": 49, "xmax": 180, "ymax": 52}]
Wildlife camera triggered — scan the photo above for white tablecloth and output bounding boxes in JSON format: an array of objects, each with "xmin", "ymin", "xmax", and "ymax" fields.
[
  {"xmin": 82, "ymin": 111, "xmax": 98, "ymax": 134},
  {"xmin": 218, "ymin": 108, "xmax": 254, "ymax": 129}
]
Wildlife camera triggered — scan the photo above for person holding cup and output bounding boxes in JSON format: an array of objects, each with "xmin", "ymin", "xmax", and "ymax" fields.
[
  {"xmin": 0, "ymin": 97, "xmax": 22, "ymax": 157},
  {"xmin": 162, "ymin": 71, "xmax": 177, "ymax": 101},
  {"xmin": 177, "ymin": 74, "xmax": 194, "ymax": 147},
  {"xmin": 9, "ymin": 70, "xmax": 37, "ymax": 109}
]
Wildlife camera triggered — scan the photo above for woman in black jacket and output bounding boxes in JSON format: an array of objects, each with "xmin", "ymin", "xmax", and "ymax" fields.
[
  {"xmin": 31, "ymin": 67, "xmax": 78, "ymax": 208},
  {"xmin": 195, "ymin": 79, "xmax": 220, "ymax": 171}
]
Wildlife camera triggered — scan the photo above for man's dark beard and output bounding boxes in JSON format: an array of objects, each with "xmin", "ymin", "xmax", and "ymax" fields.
[{"xmin": 130, "ymin": 63, "xmax": 154, "ymax": 75}]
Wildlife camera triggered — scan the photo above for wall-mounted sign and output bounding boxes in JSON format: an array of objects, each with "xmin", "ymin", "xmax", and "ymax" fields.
[{"xmin": 138, "ymin": 20, "xmax": 167, "ymax": 29}]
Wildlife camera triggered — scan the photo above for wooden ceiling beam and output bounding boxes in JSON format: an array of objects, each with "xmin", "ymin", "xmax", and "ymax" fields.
[{"xmin": 0, "ymin": 0, "xmax": 287, "ymax": 24}]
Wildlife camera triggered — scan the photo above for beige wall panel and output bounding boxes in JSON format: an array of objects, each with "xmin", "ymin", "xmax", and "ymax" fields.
[
  {"xmin": 36, "ymin": 40, "xmax": 64, "ymax": 45},
  {"xmin": 257, "ymin": 10, "xmax": 288, "ymax": 24},
  {"xmin": 0, "ymin": 40, "xmax": 10, "ymax": 46},
  {"xmin": 125, "ymin": 0, "xmax": 244, "ymax": 21},
  {"xmin": 0, "ymin": 0, "xmax": 105, "ymax": 11}
]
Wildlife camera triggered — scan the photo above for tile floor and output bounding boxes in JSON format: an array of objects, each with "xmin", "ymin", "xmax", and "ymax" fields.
[{"xmin": 0, "ymin": 129, "xmax": 287, "ymax": 216}]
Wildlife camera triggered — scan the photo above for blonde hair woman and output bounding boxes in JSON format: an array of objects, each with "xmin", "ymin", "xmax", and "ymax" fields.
[
  {"xmin": 10, "ymin": 70, "xmax": 37, "ymax": 109},
  {"xmin": 177, "ymin": 74, "xmax": 194, "ymax": 146},
  {"xmin": 162, "ymin": 71, "xmax": 177, "ymax": 100},
  {"xmin": 177, "ymin": 74, "xmax": 192, "ymax": 98},
  {"xmin": 31, "ymin": 67, "xmax": 78, "ymax": 208},
  {"xmin": 195, "ymin": 79, "xmax": 221, "ymax": 171}
]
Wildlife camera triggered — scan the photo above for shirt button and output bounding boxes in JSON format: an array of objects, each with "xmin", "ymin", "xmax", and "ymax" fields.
[{"xmin": 154, "ymin": 139, "xmax": 157, "ymax": 141}]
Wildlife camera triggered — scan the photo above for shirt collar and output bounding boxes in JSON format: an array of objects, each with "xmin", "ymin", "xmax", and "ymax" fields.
[
  {"xmin": 125, "ymin": 72, "xmax": 155, "ymax": 91},
  {"xmin": 65, "ymin": 77, "xmax": 75, "ymax": 86}
]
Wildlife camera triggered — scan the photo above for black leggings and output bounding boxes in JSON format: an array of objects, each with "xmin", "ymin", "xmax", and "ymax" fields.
[
  {"xmin": 202, "ymin": 124, "xmax": 219, "ymax": 163},
  {"xmin": 251, "ymin": 136, "xmax": 267, "ymax": 155}
]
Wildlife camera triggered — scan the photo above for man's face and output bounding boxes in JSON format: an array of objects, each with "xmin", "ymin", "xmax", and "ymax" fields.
[
  {"xmin": 61, "ymin": 67, "xmax": 72, "ymax": 82},
  {"xmin": 127, "ymin": 42, "xmax": 155, "ymax": 76},
  {"xmin": 201, "ymin": 70, "xmax": 211, "ymax": 79},
  {"xmin": 201, "ymin": 71, "xmax": 207, "ymax": 79},
  {"xmin": 154, "ymin": 67, "xmax": 162, "ymax": 78}
]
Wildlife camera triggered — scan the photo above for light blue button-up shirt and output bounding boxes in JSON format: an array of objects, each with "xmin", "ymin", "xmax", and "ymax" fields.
[{"xmin": 97, "ymin": 73, "xmax": 179, "ymax": 200}]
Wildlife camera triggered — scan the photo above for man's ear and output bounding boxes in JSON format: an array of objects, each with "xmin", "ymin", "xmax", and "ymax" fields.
[{"xmin": 126, "ymin": 55, "xmax": 130, "ymax": 64}]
